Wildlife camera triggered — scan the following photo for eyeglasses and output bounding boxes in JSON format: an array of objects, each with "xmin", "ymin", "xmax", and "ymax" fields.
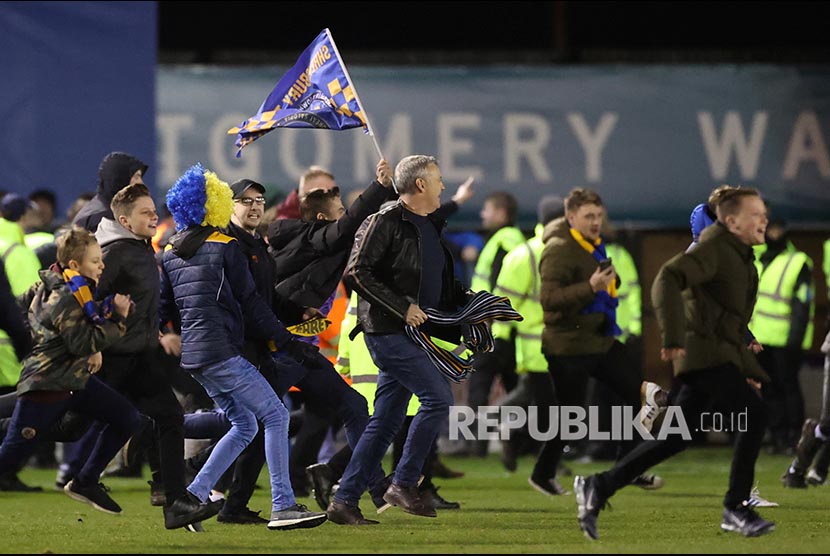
[
  {"xmin": 235, "ymin": 196, "xmax": 266, "ymax": 206},
  {"xmin": 301, "ymin": 186, "xmax": 340, "ymax": 201}
]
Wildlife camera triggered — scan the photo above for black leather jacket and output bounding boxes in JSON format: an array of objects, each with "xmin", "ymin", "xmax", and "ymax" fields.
[{"xmin": 344, "ymin": 200, "xmax": 470, "ymax": 340}]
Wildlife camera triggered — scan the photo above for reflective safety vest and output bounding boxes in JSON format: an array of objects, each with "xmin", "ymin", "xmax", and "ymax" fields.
[
  {"xmin": 750, "ymin": 242, "xmax": 814, "ymax": 349},
  {"xmin": 319, "ymin": 281, "xmax": 347, "ymax": 364},
  {"xmin": 604, "ymin": 243, "xmax": 642, "ymax": 341},
  {"xmin": 493, "ymin": 224, "xmax": 546, "ymax": 373},
  {"xmin": 24, "ymin": 230, "xmax": 54, "ymax": 251},
  {"xmin": 336, "ymin": 291, "xmax": 420, "ymax": 416},
  {"xmin": 335, "ymin": 292, "xmax": 473, "ymax": 415},
  {"xmin": 471, "ymin": 225, "xmax": 526, "ymax": 293},
  {"xmin": 0, "ymin": 221, "xmax": 41, "ymax": 388}
]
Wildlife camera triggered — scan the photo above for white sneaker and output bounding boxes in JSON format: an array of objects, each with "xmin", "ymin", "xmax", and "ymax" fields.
[
  {"xmin": 747, "ymin": 486, "xmax": 779, "ymax": 508},
  {"xmin": 806, "ymin": 469, "xmax": 826, "ymax": 486},
  {"xmin": 639, "ymin": 382, "xmax": 668, "ymax": 432},
  {"xmin": 209, "ymin": 489, "xmax": 225, "ymax": 502}
]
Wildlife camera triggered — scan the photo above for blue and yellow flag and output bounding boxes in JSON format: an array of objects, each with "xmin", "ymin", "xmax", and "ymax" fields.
[{"xmin": 228, "ymin": 29, "xmax": 368, "ymax": 157}]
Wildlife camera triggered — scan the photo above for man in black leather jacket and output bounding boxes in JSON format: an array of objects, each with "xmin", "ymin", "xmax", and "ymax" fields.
[{"xmin": 326, "ymin": 154, "xmax": 471, "ymax": 525}]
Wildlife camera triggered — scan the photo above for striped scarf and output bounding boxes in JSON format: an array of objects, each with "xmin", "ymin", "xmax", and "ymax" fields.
[
  {"xmin": 569, "ymin": 228, "xmax": 621, "ymax": 337},
  {"xmin": 405, "ymin": 291, "xmax": 523, "ymax": 383},
  {"xmin": 61, "ymin": 267, "xmax": 115, "ymax": 325}
]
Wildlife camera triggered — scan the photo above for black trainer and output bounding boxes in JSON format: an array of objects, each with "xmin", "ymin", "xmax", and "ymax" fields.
[
  {"xmin": 0, "ymin": 471, "xmax": 43, "ymax": 492},
  {"xmin": 164, "ymin": 492, "xmax": 223, "ymax": 530},
  {"xmin": 306, "ymin": 463, "xmax": 336, "ymax": 511},
  {"xmin": 781, "ymin": 469, "xmax": 807, "ymax": 488},
  {"xmin": 630, "ymin": 473, "xmax": 664, "ymax": 490},
  {"xmin": 574, "ymin": 475, "xmax": 607, "ymax": 540},
  {"xmin": 420, "ymin": 485, "xmax": 460, "ymax": 510},
  {"xmin": 528, "ymin": 475, "xmax": 569, "ymax": 497},
  {"xmin": 720, "ymin": 503, "xmax": 775, "ymax": 537},
  {"xmin": 64, "ymin": 480, "xmax": 122, "ymax": 515},
  {"xmin": 217, "ymin": 506, "xmax": 269, "ymax": 525}
]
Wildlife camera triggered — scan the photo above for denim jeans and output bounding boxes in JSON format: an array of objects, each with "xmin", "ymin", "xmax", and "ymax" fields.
[
  {"xmin": 188, "ymin": 355, "xmax": 294, "ymax": 512},
  {"xmin": 335, "ymin": 333, "xmax": 454, "ymax": 506},
  {"xmin": 0, "ymin": 376, "xmax": 140, "ymax": 486}
]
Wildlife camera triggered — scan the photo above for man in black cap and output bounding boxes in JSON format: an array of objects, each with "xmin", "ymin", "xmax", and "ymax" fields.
[{"xmin": 205, "ymin": 178, "xmax": 319, "ymax": 524}]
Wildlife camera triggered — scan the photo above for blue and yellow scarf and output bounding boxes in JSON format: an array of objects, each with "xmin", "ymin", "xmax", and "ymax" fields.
[
  {"xmin": 569, "ymin": 228, "xmax": 621, "ymax": 337},
  {"xmin": 61, "ymin": 268, "xmax": 116, "ymax": 325}
]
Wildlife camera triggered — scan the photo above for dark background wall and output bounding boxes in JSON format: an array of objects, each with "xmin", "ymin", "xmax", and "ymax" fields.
[
  {"xmin": 0, "ymin": 1, "xmax": 156, "ymax": 214},
  {"xmin": 157, "ymin": 1, "xmax": 830, "ymax": 65}
]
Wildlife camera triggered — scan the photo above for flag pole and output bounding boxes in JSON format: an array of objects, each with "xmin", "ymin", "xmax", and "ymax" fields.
[{"xmin": 325, "ymin": 28, "xmax": 385, "ymax": 162}]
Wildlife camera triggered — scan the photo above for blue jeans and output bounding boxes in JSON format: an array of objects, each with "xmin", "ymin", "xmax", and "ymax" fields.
[
  {"xmin": 188, "ymin": 356, "xmax": 294, "ymax": 512},
  {"xmin": 335, "ymin": 333, "xmax": 454, "ymax": 506},
  {"xmin": 0, "ymin": 376, "xmax": 140, "ymax": 486}
]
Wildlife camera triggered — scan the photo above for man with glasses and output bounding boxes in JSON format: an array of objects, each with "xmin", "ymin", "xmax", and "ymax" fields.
[{"xmin": 197, "ymin": 178, "xmax": 318, "ymax": 524}]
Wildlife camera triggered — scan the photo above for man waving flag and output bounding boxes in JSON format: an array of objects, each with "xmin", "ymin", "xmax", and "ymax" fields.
[{"xmin": 228, "ymin": 28, "xmax": 370, "ymax": 157}]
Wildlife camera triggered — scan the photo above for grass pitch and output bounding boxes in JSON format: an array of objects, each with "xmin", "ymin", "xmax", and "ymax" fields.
[{"xmin": 3, "ymin": 446, "xmax": 829, "ymax": 553}]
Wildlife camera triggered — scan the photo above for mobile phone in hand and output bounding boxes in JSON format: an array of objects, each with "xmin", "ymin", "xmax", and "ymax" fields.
[{"xmin": 599, "ymin": 258, "xmax": 613, "ymax": 271}]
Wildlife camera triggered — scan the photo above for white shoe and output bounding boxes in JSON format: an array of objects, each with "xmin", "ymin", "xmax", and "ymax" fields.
[
  {"xmin": 747, "ymin": 485, "xmax": 779, "ymax": 508},
  {"xmin": 806, "ymin": 469, "xmax": 826, "ymax": 486},
  {"xmin": 208, "ymin": 489, "xmax": 225, "ymax": 502},
  {"xmin": 639, "ymin": 382, "xmax": 668, "ymax": 432}
]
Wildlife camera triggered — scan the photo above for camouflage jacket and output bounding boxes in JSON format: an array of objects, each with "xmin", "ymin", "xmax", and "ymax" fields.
[{"xmin": 17, "ymin": 269, "xmax": 127, "ymax": 395}]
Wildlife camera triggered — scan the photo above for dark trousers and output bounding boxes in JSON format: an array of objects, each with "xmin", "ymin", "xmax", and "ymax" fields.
[
  {"xmin": 758, "ymin": 346, "xmax": 805, "ymax": 446},
  {"xmin": 0, "ymin": 377, "xmax": 140, "ymax": 485},
  {"xmin": 392, "ymin": 415, "xmax": 439, "ymax": 489},
  {"xmin": 67, "ymin": 349, "xmax": 186, "ymax": 505},
  {"xmin": 288, "ymin": 401, "xmax": 339, "ymax": 493},
  {"xmin": 523, "ymin": 372, "xmax": 558, "ymax": 480},
  {"xmin": 466, "ymin": 338, "xmax": 518, "ymax": 456},
  {"xmin": 598, "ymin": 363, "xmax": 767, "ymax": 508},
  {"xmin": 535, "ymin": 341, "xmax": 643, "ymax": 478}
]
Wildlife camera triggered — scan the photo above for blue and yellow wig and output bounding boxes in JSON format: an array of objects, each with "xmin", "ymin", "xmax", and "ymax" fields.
[{"xmin": 166, "ymin": 163, "xmax": 234, "ymax": 231}]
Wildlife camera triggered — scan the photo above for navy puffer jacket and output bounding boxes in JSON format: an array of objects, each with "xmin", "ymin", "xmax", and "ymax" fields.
[{"xmin": 159, "ymin": 226, "xmax": 292, "ymax": 370}]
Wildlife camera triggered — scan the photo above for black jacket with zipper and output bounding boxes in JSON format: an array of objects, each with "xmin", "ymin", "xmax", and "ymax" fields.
[{"xmin": 344, "ymin": 200, "xmax": 470, "ymax": 343}]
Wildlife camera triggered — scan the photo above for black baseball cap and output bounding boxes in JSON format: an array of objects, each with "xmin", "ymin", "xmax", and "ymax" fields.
[{"xmin": 229, "ymin": 179, "xmax": 265, "ymax": 199}]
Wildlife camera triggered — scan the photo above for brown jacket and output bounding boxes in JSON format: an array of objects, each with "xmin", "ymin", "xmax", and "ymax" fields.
[
  {"xmin": 651, "ymin": 222, "xmax": 767, "ymax": 381},
  {"xmin": 539, "ymin": 217, "xmax": 616, "ymax": 356}
]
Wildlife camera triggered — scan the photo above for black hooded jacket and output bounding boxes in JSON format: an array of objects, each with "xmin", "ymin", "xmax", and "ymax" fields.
[{"xmin": 73, "ymin": 152, "xmax": 148, "ymax": 232}]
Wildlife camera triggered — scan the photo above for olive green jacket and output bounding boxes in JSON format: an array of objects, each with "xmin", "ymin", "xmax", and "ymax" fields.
[
  {"xmin": 651, "ymin": 222, "xmax": 768, "ymax": 381},
  {"xmin": 539, "ymin": 217, "xmax": 616, "ymax": 356}
]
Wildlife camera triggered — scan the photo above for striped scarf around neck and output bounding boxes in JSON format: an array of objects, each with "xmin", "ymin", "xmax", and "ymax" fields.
[
  {"xmin": 61, "ymin": 267, "xmax": 115, "ymax": 325},
  {"xmin": 569, "ymin": 227, "xmax": 621, "ymax": 337}
]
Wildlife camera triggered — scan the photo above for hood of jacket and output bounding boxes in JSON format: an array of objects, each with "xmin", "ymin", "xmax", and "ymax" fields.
[
  {"xmin": 94, "ymin": 217, "xmax": 147, "ymax": 247},
  {"xmin": 168, "ymin": 226, "xmax": 218, "ymax": 260},
  {"xmin": 542, "ymin": 216, "xmax": 570, "ymax": 244},
  {"xmin": 97, "ymin": 152, "xmax": 148, "ymax": 203}
]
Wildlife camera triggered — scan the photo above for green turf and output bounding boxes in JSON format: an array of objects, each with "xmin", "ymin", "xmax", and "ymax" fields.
[{"xmin": 3, "ymin": 446, "xmax": 829, "ymax": 553}]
